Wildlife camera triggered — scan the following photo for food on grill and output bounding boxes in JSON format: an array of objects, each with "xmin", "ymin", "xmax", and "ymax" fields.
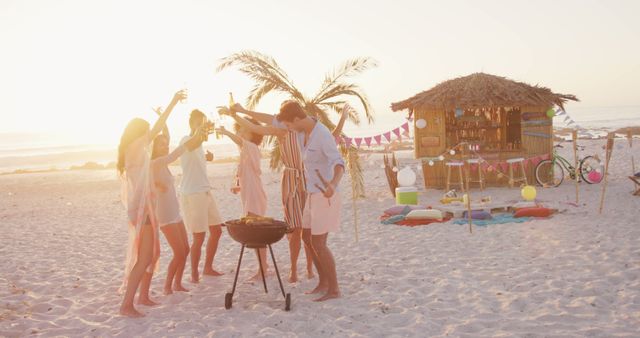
[{"xmin": 238, "ymin": 216, "xmax": 274, "ymax": 226}]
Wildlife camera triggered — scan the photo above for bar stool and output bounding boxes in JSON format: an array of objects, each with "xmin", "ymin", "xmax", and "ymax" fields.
[
  {"xmin": 466, "ymin": 158, "xmax": 485, "ymax": 190},
  {"xmin": 507, "ymin": 157, "xmax": 528, "ymax": 188},
  {"xmin": 445, "ymin": 161, "xmax": 465, "ymax": 192}
]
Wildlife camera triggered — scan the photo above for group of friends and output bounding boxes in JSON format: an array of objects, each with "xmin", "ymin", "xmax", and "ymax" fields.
[{"xmin": 117, "ymin": 90, "xmax": 348, "ymax": 317}]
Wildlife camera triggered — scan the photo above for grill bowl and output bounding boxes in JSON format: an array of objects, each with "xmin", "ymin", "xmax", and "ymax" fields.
[{"xmin": 225, "ymin": 219, "xmax": 290, "ymax": 247}]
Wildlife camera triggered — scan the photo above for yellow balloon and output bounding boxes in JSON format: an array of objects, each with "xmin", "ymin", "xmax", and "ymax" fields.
[{"xmin": 521, "ymin": 185, "xmax": 537, "ymax": 201}]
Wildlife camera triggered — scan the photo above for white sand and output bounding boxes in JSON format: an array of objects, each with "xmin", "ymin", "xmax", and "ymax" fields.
[{"xmin": 1, "ymin": 139, "xmax": 639, "ymax": 337}]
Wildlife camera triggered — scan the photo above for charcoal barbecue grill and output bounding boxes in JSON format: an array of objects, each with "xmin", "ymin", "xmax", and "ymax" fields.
[{"xmin": 224, "ymin": 219, "xmax": 292, "ymax": 311}]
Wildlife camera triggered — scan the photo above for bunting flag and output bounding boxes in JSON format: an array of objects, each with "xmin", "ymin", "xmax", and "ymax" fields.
[
  {"xmin": 383, "ymin": 132, "xmax": 392, "ymax": 142},
  {"xmin": 335, "ymin": 136, "xmax": 342, "ymax": 145},
  {"xmin": 392, "ymin": 128, "xmax": 401, "ymax": 138},
  {"xmin": 354, "ymin": 137, "xmax": 363, "ymax": 148},
  {"xmin": 344, "ymin": 137, "xmax": 352, "ymax": 147},
  {"xmin": 374, "ymin": 135, "xmax": 382, "ymax": 145},
  {"xmin": 401, "ymin": 122, "xmax": 410, "ymax": 132},
  {"xmin": 364, "ymin": 137, "xmax": 372, "ymax": 147}
]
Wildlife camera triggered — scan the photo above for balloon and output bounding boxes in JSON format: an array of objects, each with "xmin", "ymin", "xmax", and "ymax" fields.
[
  {"xmin": 449, "ymin": 150, "xmax": 456, "ymax": 155},
  {"xmin": 521, "ymin": 185, "xmax": 537, "ymax": 201},
  {"xmin": 588, "ymin": 171, "xmax": 602, "ymax": 183},
  {"xmin": 546, "ymin": 108, "xmax": 555, "ymax": 118},
  {"xmin": 416, "ymin": 119, "xmax": 427, "ymax": 129},
  {"xmin": 397, "ymin": 166, "xmax": 416, "ymax": 186},
  {"xmin": 438, "ymin": 155, "xmax": 445, "ymax": 161}
]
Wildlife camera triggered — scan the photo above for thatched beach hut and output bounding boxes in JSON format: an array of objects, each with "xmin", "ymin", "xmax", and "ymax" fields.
[{"xmin": 391, "ymin": 73, "xmax": 578, "ymax": 189}]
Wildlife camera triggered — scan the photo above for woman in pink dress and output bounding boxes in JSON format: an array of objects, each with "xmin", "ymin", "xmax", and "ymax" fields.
[
  {"xmin": 216, "ymin": 121, "xmax": 268, "ymax": 280},
  {"xmin": 117, "ymin": 90, "xmax": 186, "ymax": 318},
  {"xmin": 150, "ymin": 113, "xmax": 207, "ymax": 295}
]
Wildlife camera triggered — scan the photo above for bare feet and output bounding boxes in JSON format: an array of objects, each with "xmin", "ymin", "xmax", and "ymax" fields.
[
  {"xmin": 203, "ymin": 268, "xmax": 224, "ymax": 277},
  {"xmin": 313, "ymin": 291, "xmax": 341, "ymax": 302},
  {"xmin": 137, "ymin": 297, "xmax": 159, "ymax": 306},
  {"xmin": 305, "ymin": 283, "xmax": 328, "ymax": 295},
  {"xmin": 163, "ymin": 287, "xmax": 173, "ymax": 295},
  {"xmin": 288, "ymin": 271, "xmax": 298, "ymax": 283},
  {"xmin": 119, "ymin": 305, "xmax": 144, "ymax": 318},
  {"xmin": 174, "ymin": 285, "xmax": 189, "ymax": 292}
]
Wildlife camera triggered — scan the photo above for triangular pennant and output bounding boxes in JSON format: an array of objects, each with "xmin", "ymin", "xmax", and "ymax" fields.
[
  {"xmin": 364, "ymin": 137, "xmax": 372, "ymax": 147},
  {"xmin": 374, "ymin": 135, "xmax": 382, "ymax": 145},
  {"xmin": 354, "ymin": 138, "xmax": 363, "ymax": 148},
  {"xmin": 335, "ymin": 136, "xmax": 342, "ymax": 145},
  {"xmin": 383, "ymin": 132, "xmax": 392, "ymax": 142},
  {"xmin": 401, "ymin": 122, "xmax": 410, "ymax": 132},
  {"xmin": 344, "ymin": 137, "xmax": 352, "ymax": 147},
  {"xmin": 392, "ymin": 128, "xmax": 401, "ymax": 138},
  {"xmin": 500, "ymin": 162, "xmax": 508, "ymax": 173},
  {"xmin": 556, "ymin": 110, "xmax": 566, "ymax": 116}
]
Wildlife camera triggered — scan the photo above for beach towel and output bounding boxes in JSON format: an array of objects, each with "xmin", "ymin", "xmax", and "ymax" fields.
[{"xmin": 452, "ymin": 213, "xmax": 531, "ymax": 226}]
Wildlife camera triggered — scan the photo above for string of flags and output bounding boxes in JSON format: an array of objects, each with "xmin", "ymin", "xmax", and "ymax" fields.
[
  {"xmin": 336, "ymin": 118, "xmax": 412, "ymax": 147},
  {"xmin": 553, "ymin": 108, "xmax": 596, "ymax": 138}
]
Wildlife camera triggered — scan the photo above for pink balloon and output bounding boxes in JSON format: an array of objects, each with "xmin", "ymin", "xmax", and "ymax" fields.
[{"xmin": 588, "ymin": 171, "xmax": 602, "ymax": 183}]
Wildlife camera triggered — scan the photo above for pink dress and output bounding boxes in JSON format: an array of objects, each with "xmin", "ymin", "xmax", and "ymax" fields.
[{"xmin": 238, "ymin": 139, "xmax": 267, "ymax": 216}]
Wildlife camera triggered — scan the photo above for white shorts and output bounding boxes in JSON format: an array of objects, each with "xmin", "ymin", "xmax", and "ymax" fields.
[
  {"xmin": 181, "ymin": 191, "xmax": 223, "ymax": 233},
  {"xmin": 302, "ymin": 192, "xmax": 341, "ymax": 235}
]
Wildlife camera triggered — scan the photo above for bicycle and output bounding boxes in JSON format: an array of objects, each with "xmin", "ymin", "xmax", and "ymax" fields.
[{"xmin": 534, "ymin": 142, "xmax": 603, "ymax": 187}]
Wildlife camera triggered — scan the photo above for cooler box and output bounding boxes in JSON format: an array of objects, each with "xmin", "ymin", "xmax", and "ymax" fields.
[{"xmin": 395, "ymin": 187, "xmax": 418, "ymax": 205}]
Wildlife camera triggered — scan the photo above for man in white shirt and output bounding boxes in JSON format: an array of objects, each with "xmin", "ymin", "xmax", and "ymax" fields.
[
  {"xmin": 276, "ymin": 100, "xmax": 345, "ymax": 302},
  {"xmin": 180, "ymin": 109, "xmax": 224, "ymax": 283}
]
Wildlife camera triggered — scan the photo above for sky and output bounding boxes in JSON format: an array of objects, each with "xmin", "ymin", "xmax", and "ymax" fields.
[{"xmin": 1, "ymin": 0, "xmax": 639, "ymax": 147}]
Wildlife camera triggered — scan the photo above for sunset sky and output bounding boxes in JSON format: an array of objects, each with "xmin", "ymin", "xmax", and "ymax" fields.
[{"xmin": 1, "ymin": 0, "xmax": 639, "ymax": 147}]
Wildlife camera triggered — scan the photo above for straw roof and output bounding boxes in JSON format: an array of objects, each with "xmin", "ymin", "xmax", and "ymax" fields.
[{"xmin": 391, "ymin": 73, "xmax": 578, "ymax": 112}]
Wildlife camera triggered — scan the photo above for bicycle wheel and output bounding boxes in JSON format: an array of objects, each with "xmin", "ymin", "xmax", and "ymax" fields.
[
  {"xmin": 535, "ymin": 160, "xmax": 564, "ymax": 187},
  {"xmin": 580, "ymin": 155, "xmax": 603, "ymax": 184}
]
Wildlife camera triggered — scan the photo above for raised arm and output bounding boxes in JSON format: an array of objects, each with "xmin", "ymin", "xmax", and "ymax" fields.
[
  {"xmin": 231, "ymin": 103, "xmax": 275, "ymax": 125},
  {"xmin": 219, "ymin": 106, "xmax": 286, "ymax": 138},
  {"xmin": 331, "ymin": 104, "xmax": 351, "ymax": 138},
  {"xmin": 153, "ymin": 107, "xmax": 170, "ymax": 142},
  {"xmin": 154, "ymin": 128, "xmax": 205, "ymax": 166},
  {"xmin": 149, "ymin": 90, "xmax": 187, "ymax": 141},
  {"xmin": 215, "ymin": 126, "xmax": 244, "ymax": 147}
]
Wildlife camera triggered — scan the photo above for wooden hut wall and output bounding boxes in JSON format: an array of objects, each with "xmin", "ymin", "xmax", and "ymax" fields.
[
  {"xmin": 520, "ymin": 106, "xmax": 553, "ymax": 183},
  {"xmin": 416, "ymin": 106, "xmax": 553, "ymax": 189},
  {"xmin": 415, "ymin": 109, "xmax": 447, "ymax": 189}
]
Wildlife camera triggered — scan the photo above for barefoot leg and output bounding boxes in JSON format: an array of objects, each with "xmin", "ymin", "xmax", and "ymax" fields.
[
  {"xmin": 120, "ymin": 223, "xmax": 153, "ymax": 317},
  {"xmin": 302, "ymin": 229, "xmax": 326, "ymax": 294},
  {"xmin": 190, "ymin": 232, "xmax": 205, "ymax": 283},
  {"xmin": 311, "ymin": 233, "xmax": 340, "ymax": 301},
  {"xmin": 174, "ymin": 223, "xmax": 190, "ymax": 292},
  {"xmin": 287, "ymin": 228, "xmax": 301, "ymax": 283},
  {"xmin": 204, "ymin": 224, "xmax": 224, "ymax": 276},
  {"xmin": 161, "ymin": 223, "xmax": 187, "ymax": 294}
]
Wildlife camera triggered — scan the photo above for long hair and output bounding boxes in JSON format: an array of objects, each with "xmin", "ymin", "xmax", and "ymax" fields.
[
  {"xmin": 117, "ymin": 118, "xmax": 150, "ymax": 175},
  {"xmin": 234, "ymin": 118, "xmax": 264, "ymax": 145},
  {"xmin": 151, "ymin": 134, "xmax": 168, "ymax": 160}
]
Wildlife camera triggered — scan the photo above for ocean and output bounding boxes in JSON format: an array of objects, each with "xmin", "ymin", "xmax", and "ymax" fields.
[{"xmin": 1, "ymin": 106, "xmax": 638, "ymax": 173}]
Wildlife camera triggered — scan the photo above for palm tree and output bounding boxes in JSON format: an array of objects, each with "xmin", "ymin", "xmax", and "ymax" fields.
[{"xmin": 217, "ymin": 50, "xmax": 376, "ymax": 197}]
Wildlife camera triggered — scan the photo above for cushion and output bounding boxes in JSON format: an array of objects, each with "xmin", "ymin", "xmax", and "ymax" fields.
[
  {"xmin": 384, "ymin": 205, "xmax": 421, "ymax": 216},
  {"xmin": 381, "ymin": 214, "xmax": 406, "ymax": 225},
  {"xmin": 405, "ymin": 209, "xmax": 443, "ymax": 220},
  {"xmin": 462, "ymin": 210, "xmax": 493, "ymax": 220},
  {"xmin": 512, "ymin": 201, "xmax": 538, "ymax": 210},
  {"xmin": 514, "ymin": 207, "xmax": 552, "ymax": 218}
]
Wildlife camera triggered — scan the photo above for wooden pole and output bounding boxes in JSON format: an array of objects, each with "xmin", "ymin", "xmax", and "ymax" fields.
[
  {"xmin": 599, "ymin": 133, "xmax": 614, "ymax": 214},
  {"xmin": 628, "ymin": 131, "xmax": 638, "ymax": 191},
  {"xmin": 351, "ymin": 180, "xmax": 359, "ymax": 243},
  {"xmin": 462, "ymin": 143, "xmax": 473, "ymax": 234},
  {"xmin": 572, "ymin": 130, "xmax": 579, "ymax": 203}
]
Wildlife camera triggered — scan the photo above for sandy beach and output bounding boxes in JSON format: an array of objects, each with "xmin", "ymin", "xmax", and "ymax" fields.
[{"xmin": 1, "ymin": 138, "xmax": 639, "ymax": 337}]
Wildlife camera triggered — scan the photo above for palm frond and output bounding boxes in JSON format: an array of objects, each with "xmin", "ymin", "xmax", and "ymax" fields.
[
  {"xmin": 318, "ymin": 101, "xmax": 361, "ymax": 125},
  {"xmin": 314, "ymin": 57, "xmax": 378, "ymax": 103},
  {"xmin": 313, "ymin": 83, "xmax": 374, "ymax": 124}
]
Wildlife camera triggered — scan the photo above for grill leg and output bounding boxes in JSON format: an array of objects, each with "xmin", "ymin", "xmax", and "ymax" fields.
[
  {"xmin": 231, "ymin": 244, "xmax": 245, "ymax": 295},
  {"xmin": 256, "ymin": 248, "xmax": 268, "ymax": 293},
  {"xmin": 268, "ymin": 244, "xmax": 287, "ymax": 298}
]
